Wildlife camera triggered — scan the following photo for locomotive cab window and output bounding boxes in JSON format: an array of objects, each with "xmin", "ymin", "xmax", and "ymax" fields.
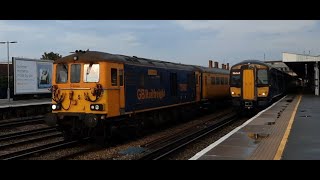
[
  {"xmin": 257, "ymin": 69, "xmax": 268, "ymax": 85},
  {"xmin": 84, "ymin": 63, "xmax": 100, "ymax": 82},
  {"xmin": 56, "ymin": 64, "xmax": 69, "ymax": 83},
  {"xmin": 71, "ymin": 64, "xmax": 81, "ymax": 83}
]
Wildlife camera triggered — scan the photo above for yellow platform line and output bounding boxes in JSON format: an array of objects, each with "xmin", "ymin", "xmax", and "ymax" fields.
[{"xmin": 274, "ymin": 95, "xmax": 302, "ymax": 160}]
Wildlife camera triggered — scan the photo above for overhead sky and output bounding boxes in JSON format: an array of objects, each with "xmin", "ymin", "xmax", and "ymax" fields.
[{"xmin": 0, "ymin": 20, "xmax": 319, "ymax": 67}]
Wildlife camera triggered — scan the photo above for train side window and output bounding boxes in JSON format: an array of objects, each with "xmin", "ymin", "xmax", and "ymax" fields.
[
  {"xmin": 220, "ymin": 77, "xmax": 224, "ymax": 85},
  {"xmin": 211, "ymin": 77, "xmax": 215, "ymax": 85},
  {"xmin": 71, "ymin": 64, "xmax": 81, "ymax": 83},
  {"xmin": 225, "ymin": 77, "xmax": 228, "ymax": 85},
  {"xmin": 216, "ymin": 77, "xmax": 220, "ymax": 85},
  {"xmin": 119, "ymin": 69, "xmax": 124, "ymax": 86},
  {"xmin": 111, "ymin": 68, "xmax": 118, "ymax": 86}
]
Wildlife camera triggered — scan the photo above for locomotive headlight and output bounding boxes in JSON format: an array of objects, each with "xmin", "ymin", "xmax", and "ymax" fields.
[
  {"xmin": 231, "ymin": 91, "xmax": 235, "ymax": 95},
  {"xmin": 52, "ymin": 104, "xmax": 61, "ymax": 111},
  {"xmin": 262, "ymin": 92, "xmax": 266, "ymax": 96},
  {"xmin": 90, "ymin": 104, "xmax": 103, "ymax": 111}
]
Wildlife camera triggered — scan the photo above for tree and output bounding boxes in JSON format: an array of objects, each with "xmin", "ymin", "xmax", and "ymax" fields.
[{"xmin": 41, "ymin": 52, "xmax": 62, "ymax": 61}]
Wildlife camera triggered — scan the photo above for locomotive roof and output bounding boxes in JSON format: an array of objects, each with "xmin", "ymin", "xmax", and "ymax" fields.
[
  {"xmin": 231, "ymin": 59, "xmax": 292, "ymax": 76},
  {"xmin": 55, "ymin": 51, "xmax": 229, "ymax": 74},
  {"xmin": 192, "ymin": 65, "xmax": 229, "ymax": 75},
  {"xmin": 231, "ymin": 60, "xmax": 273, "ymax": 69}
]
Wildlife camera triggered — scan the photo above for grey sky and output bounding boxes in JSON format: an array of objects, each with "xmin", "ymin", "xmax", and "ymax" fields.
[{"xmin": 0, "ymin": 20, "xmax": 319, "ymax": 67}]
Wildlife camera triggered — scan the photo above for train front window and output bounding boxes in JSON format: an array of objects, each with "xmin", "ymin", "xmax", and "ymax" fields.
[
  {"xmin": 71, "ymin": 64, "xmax": 81, "ymax": 83},
  {"xmin": 257, "ymin": 69, "xmax": 268, "ymax": 85},
  {"xmin": 84, "ymin": 63, "xmax": 99, "ymax": 82},
  {"xmin": 56, "ymin": 64, "xmax": 68, "ymax": 83},
  {"xmin": 230, "ymin": 71, "xmax": 241, "ymax": 86}
]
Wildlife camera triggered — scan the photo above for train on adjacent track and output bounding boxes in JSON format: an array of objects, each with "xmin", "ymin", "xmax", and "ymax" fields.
[
  {"xmin": 229, "ymin": 60, "xmax": 299, "ymax": 111},
  {"xmin": 46, "ymin": 50, "xmax": 230, "ymax": 142}
]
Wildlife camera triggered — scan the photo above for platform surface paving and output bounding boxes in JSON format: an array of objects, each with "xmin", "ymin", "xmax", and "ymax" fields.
[
  {"xmin": 191, "ymin": 95, "xmax": 301, "ymax": 160},
  {"xmin": 282, "ymin": 95, "xmax": 320, "ymax": 160}
]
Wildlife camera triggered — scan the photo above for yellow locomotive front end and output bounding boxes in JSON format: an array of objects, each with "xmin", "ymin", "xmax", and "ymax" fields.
[{"xmin": 46, "ymin": 52, "xmax": 125, "ymax": 140}]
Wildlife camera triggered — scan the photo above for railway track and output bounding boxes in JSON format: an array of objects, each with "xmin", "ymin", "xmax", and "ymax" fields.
[
  {"xmin": 0, "ymin": 132, "xmax": 62, "ymax": 150},
  {"xmin": 0, "ymin": 138, "xmax": 90, "ymax": 160},
  {"xmin": 0, "ymin": 115, "xmax": 96, "ymax": 160},
  {"xmin": 0, "ymin": 116, "xmax": 45, "ymax": 129},
  {"xmin": 138, "ymin": 112, "xmax": 239, "ymax": 160},
  {"xmin": 0, "ymin": 127, "xmax": 58, "ymax": 142}
]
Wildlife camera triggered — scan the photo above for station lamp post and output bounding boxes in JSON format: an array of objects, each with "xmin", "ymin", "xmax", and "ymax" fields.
[{"xmin": 0, "ymin": 41, "xmax": 17, "ymax": 102}]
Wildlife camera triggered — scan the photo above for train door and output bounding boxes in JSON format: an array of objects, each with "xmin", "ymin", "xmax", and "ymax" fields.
[
  {"xmin": 119, "ymin": 68, "xmax": 125, "ymax": 115},
  {"xmin": 202, "ymin": 73, "xmax": 207, "ymax": 100},
  {"xmin": 242, "ymin": 69, "xmax": 255, "ymax": 100},
  {"xmin": 170, "ymin": 73, "xmax": 178, "ymax": 98},
  {"xmin": 107, "ymin": 63, "xmax": 124, "ymax": 117},
  {"xmin": 195, "ymin": 71, "xmax": 201, "ymax": 102}
]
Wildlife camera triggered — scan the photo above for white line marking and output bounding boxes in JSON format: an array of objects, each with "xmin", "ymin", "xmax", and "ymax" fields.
[{"xmin": 189, "ymin": 95, "xmax": 288, "ymax": 160}]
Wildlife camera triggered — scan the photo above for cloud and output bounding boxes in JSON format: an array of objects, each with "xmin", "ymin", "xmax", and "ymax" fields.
[
  {"xmin": 1, "ymin": 20, "xmax": 320, "ymax": 68},
  {"xmin": 57, "ymin": 32, "xmax": 141, "ymax": 53},
  {"xmin": 0, "ymin": 21, "xmax": 36, "ymax": 33},
  {"xmin": 173, "ymin": 20, "xmax": 320, "ymax": 66},
  {"xmin": 175, "ymin": 20, "xmax": 317, "ymax": 35},
  {"xmin": 55, "ymin": 20, "xmax": 73, "ymax": 24},
  {"xmin": 0, "ymin": 21, "xmax": 143, "ymax": 60}
]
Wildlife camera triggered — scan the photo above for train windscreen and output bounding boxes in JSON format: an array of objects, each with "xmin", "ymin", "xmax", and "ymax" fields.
[
  {"xmin": 56, "ymin": 64, "xmax": 68, "ymax": 83},
  {"xmin": 257, "ymin": 69, "xmax": 268, "ymax": 85},
  {"xmin": 230, "ymin": 71, "xmax": 241, "ymax": 86},
  {"xmin": 84, "ymin": 64, "xmax": 100, "ymax": 82},
  {"xmin": 71, "ymin": 64, "xmax": 81, "ymax": 83}
]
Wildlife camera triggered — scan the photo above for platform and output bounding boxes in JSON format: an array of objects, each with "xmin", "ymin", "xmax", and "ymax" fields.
[
  {"xmin": 0, "ymin": 98, "xmax": 51, "ymax": 109},
  {"xmin": 190, "ymin": 93, "xmax": 320, "ymax": 160},
  {"xmin": 282, "ymin": 95, "xmax": 320, "ymax": 160}
]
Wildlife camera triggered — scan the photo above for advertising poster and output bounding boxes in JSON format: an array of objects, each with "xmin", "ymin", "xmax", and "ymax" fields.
[
  {"xmin": 13, "ymin": 58, "xmax": 53, "ymax": 95},
  {"xmin": 37, "ymin": 63, "xmax": 52, "ymax": 89}
]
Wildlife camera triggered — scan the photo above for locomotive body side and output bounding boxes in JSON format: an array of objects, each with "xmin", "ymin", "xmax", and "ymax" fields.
[
  {"xmin": 124, "ymin": 64, "xmax": 196, "ymax": 114},
  {"xmin": 47, "ymin": 51, "xmax": 230, "ymax": 142}
]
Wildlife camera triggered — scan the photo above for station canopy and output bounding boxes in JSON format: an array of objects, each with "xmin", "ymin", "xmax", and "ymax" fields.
[{"xmin": 282, "ymin": 52, "xmax": 320, "ymax": 78}]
